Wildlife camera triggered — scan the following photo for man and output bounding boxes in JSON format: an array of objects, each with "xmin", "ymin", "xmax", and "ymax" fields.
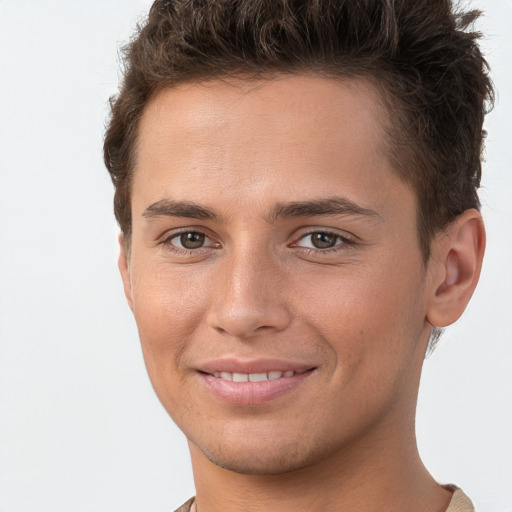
[{"xmin": 104, "ymin": 1, "xmax": 493, "ymax": 510}]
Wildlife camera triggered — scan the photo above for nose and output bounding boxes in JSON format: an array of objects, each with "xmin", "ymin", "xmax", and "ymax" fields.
[{"xmin": 207, "ymin": 249, "xmax": 293, "ymax": 340}]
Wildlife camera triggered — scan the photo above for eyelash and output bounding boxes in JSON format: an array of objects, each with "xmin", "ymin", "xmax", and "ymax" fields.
[{"xmin": 158, "ymin": 229, "xmax": 356, "ymax": 255}]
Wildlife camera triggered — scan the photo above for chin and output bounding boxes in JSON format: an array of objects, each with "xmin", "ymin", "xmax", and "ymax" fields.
[
  {"xmin": 190, "ymin": 432, "xmax": 330, "ymax": 475},
  {"xmin": 201, "ymin": 448, "xmax": 312, "ymax": 476}
]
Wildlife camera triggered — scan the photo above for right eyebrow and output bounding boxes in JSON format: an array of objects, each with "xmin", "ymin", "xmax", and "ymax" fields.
[{"xmin": 142, "ymin": 199, "xmax": 221, "ymax": 221}]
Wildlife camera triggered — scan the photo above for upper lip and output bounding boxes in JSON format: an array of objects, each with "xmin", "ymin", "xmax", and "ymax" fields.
[{"xmin": 197, "ymin": 358, "xmax": 316, "ymax": 375}]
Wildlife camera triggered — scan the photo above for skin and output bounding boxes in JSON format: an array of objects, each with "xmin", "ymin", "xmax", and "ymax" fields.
[{"xmin": 119, "ymin": 75, "xmax": 485, "ymax": 512}]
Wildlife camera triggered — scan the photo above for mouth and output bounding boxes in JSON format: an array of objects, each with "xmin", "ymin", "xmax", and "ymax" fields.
[
  {"xmin": 207, "ymin": 369, "xmax": 304, "ymax": 382},
  {"xmin": 197, "ymin": 362, "xmax": 316, "ymax": 405}
]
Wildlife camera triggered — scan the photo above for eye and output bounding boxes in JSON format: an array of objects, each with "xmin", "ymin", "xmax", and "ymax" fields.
[
  {"xmin": 294, "ymin": 231, "xmax": 348, "ymax": 250},
  {"xmin": 166, "ymin": 231, "xmax": 214, "ymax": 250},
  {"xmin": 177, "ymin": 232, "xmax": 205, "ymax": 249}
]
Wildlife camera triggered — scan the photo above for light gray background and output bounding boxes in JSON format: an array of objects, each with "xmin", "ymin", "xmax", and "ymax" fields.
[{"xmin": 0, "ymin": 1, "xmax": 510, "ymax": 511}]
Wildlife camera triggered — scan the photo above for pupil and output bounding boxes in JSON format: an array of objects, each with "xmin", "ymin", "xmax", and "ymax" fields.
[
  {"xmin": 312, "ymin": 232, "xmax": 336, "ymax": 249},
  {"xmin": 181, "ymin": 232, "xmax": 205, "ymax": 249}
]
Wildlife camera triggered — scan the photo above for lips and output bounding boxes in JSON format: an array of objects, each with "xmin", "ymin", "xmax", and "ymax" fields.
[{"xmin": 197, "ymin": 359, "xmax": 316, "ymax": 405}]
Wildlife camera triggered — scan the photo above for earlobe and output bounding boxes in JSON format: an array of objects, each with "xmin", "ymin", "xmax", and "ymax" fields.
[
  {"xmin": 117, "ymin": 234, "xmax": 134, "ymax": 312},
  {"xmin": 426, "ymin": 209, "xmax": 486, "ymax": 328}
]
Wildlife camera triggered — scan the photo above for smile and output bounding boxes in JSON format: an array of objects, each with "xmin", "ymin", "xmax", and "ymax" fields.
[
  {"xmin": 199, "ymin": 365, "xmax": 316, "ymax": 405},
  {"xmin": 211, "ymin": 370, "xmax": 296, "ymax": 382}
]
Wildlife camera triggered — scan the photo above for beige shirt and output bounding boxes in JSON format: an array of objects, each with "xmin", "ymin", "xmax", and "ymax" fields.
[
  {"xmin": 446, "ymin": 487, "xmax": 475, "ymax": 512},
  {"xmin": 174, "ymin": 487, "xmax": 475, "ymax": 512}
]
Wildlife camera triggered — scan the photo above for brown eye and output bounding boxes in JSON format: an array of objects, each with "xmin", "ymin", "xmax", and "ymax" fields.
[
  {"xmin": 163, "ymin": 230, "xmax": 220, "ymax": 254},
  {"xmin": 293, "ymin": 231, "xmax": 348, "ymax": 251},
  {"xmin": 310, "ymin": 232, "xmax": 338, "ymax": 249},
  {"xmin": 176, "ymin": 232, "xmax": 206, "ymax": 249}
]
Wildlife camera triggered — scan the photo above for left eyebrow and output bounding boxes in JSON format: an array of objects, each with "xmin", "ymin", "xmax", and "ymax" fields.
[{"xmin": 267, "ymin": 196, "xmax": 383, "ymax": 223}]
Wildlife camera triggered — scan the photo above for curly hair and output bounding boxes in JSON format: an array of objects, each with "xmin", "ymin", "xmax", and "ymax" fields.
[{"xmin": 104, "ymin": 0, "xmax": 493, "ymax": 260}]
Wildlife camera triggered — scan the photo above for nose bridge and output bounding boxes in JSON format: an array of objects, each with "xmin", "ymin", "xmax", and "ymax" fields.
[{"xmin": 207, "ymin": 242, "xmax": 291, "ymax": 338}]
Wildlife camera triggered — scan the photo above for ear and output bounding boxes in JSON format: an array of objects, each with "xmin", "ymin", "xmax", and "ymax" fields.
[
  {"xmin": 117, "ymin": 234, "xmax": 134, "ymax": 312},
  {"xmin": 426, "ymin": 209, "xmax": 485, "ymax": 328}
]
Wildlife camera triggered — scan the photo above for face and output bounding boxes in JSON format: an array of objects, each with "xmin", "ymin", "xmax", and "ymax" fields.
[{"xmin": 121, "ymin": 76, "xmax": 434, "ymax": 474}]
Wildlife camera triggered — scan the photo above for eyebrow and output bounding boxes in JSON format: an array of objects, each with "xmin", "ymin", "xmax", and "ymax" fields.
[
  {"xmin": 268, "ymin": 197, "xmax": 382, "ymax": 223},
  {"xmin": 142, "ymin": 196, "xmax": 382, "ymax": 223},
  {"xmin": 142, "ymin": 199, "xmax": 220, "ymax": 221}
]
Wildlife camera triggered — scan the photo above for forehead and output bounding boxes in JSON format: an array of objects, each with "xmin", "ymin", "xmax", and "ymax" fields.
[
  {"xmin": 138, "ymin": 75, "xmax": 387, "ymax": 160},
  {"xmin": 133, "ymin": 75, "xmax": 412, "ymax": 223}
]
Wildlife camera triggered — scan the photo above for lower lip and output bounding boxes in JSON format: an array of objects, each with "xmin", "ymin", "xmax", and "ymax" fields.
[{"xmin": 199, "ymin": 370, "xmax": 314, "ymax": 406}]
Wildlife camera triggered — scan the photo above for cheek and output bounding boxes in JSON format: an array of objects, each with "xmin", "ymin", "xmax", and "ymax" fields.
[
  {"xmin": 296, "ymin": 258, "xmax": 426, "ymax": 372},
  {"xmin": 295, "ymin": 265, "xmax": 426, "ymax": 434},
  {"xmin": 129, "ymin": 268, "xmax": 212, "ymax": 418},
  {"xmin": 130, "ymin": 264, "xmax": 210, "ymax": 372}
]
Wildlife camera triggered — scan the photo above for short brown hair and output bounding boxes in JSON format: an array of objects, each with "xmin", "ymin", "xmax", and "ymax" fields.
[{"xmin": 104, "ymin": 0, "xmax": 493, "ymax": 259}]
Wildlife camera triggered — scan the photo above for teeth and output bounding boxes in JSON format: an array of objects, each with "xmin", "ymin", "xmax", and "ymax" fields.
[
  {"xmin": 249, "ymin": 372, "xmax": 268, "ymax": 382},
  {"xmin": 212, "ymin": 371, "xmax": 296, "ymax": 381}
]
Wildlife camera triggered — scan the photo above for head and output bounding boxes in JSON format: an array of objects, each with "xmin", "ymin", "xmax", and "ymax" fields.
[{"xmin": 104, "ymin": 0, "xmax": 491, "ymax": 476}]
